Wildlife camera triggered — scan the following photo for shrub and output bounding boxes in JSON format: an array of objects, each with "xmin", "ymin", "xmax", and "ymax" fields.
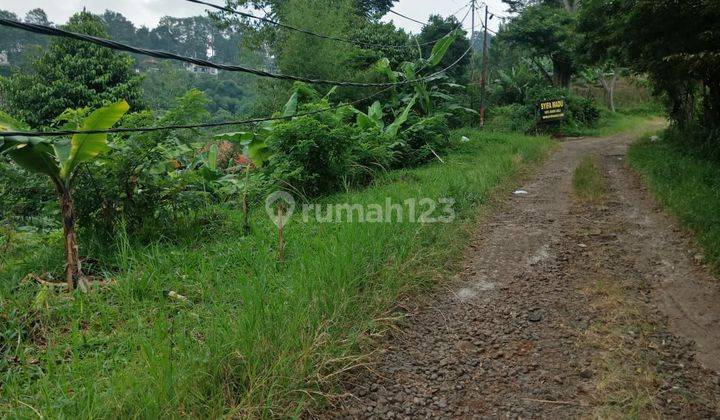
[
  {"xmin": 392, "ymin": 114, "xmax": 450, "ymax": 167},
  {"xmin": 525, "ymin": 85, "xmax": 601, "ymax": 134},
  {"xmin": 0, "ymin": 158, "xmax": 57, "ymax": 230},
  {"xmin": 265, "ymin": 116, "xmax": 356, "ymax": 197},
  {"xmin": 485, "ymin": 104, "xmax": 534, "ymax": 133}
]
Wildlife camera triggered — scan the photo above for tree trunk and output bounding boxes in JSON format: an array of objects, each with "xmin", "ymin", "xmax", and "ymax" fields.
[
  {"xmin": 58, "ymin": 185, "xmax": 82, "ymax": 290},
  {"xmin": 705, "ymin": 77, "xmax": 720, "ymax": 128},
  {"xmin": 242, "ymin": 165, "xmax": 251, "ymax": 235},
  {"xmin": 552, "ymin": 59, "xmax": 572, "ymax": 88},
  {"xmin": 598, "ymin": 70, "xmax": 620, "ymax": 112}
]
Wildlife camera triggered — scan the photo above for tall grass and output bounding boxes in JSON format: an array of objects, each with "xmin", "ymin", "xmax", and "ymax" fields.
[
  {"xmin": 628, "ymin": 137, "xmax": 720, "ymax": 271},
  {"xmin": 0, "ymin": 130, "xmax": 554, "ymax": 418}
]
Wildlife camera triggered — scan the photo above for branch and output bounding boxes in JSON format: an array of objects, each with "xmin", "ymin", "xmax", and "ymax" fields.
[{"xmin": 531, "ymin": 57, "xmax": 555, "ymax": 86}]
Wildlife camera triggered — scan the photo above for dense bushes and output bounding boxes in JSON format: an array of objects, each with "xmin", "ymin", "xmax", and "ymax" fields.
[
  {"xmin": 0, "ymin": 158, "xmax": 56, "ymax": 229},
  {"xmin": 266, "ymin": 117, "xmax": 356, "ymax": 196},
  {"xmin": 29, "ymin": 86, "xmax": 454, "ymax": 242},
  {"xmin": 485, "ymin": 91, "xmax": 601, "ymax": 135}
]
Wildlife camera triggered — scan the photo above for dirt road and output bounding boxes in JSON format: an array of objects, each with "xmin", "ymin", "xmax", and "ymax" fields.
[{"xmin": 328, "ymin": 131, "xmax": 720, "ymax": 418}]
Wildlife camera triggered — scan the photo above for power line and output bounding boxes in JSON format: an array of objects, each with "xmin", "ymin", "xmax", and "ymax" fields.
[
  {"xmin": 0, "ymin": 18, "xmax": 464, "ymax": 88},
  {"xmin": 0, "ymin": 43, "xmax": 475, "ymax": 138},
  {"xmin": 387, "ymin": 3, "xmax": 471, "ymax": 29},
  {"xmin": 189, "ymin": 0, "xmax": 470, "ymax": 51},
  {"xmin": 387, "ymin": 9, "xmax": 428, "ymax": 26},
  {"xmin": 0, "ymin": 87, "xmax": 390, "ymax": 138}
]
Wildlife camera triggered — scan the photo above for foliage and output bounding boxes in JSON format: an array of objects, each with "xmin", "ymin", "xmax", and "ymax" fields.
[
  {"xmin": 347, "ymin": 21, "xmax": 415, "ymax": 71},
  {"xmin": 141, "ymin": 62, "xmax": 258, "ymax": 115},
  {"xmin": 629, "ymin": 135, "xmax": 720, "ymax": 270},
  {"xmin": 485, "ymin": 104, "xmax": 534, "ymax": 133},
  {"xmin": 0, "ymin": 157, "xmax": 56, "ymax": 229},
  {"xmin": 418, "ymin": 15, "xmax": 471, "ymax": 81},
  {"xmin": 501, "ymin": 3, "xmax": 578, "ymax": 87},
  {"xmin": 71, "ymin": 90, "xmax": 237, "ymax": 240},
  {"xmin": 265, "ymin": 116, "xmax": 356, "ymax": 196},
  {"xmin": 1, "ymin": 101, "xmax": 129, "ymax": 288},
  {"xmin": 222, "ymin": 0, "xmax": 398, "ymax": 20},
  {"xmin": 577, "ymin": 0, "xmax": 720, "ymax": 139},
  {"xmin": 0, "ymin": 12, "xmax": 143, "ymax": 127}
]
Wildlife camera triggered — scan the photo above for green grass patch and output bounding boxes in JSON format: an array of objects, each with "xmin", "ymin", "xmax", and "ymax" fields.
[
  {"xmin": 575, "ymin": 112, "xmax": 666, "ymax": 138},
  {"xmin": 573, "ymin": 156, "xmax": 605, "ymax": 202},
  {"xmin": 0, "ymin": 130, "xmax": 554, "ymax": 418},
  {"xmin": 628, "ymin": 138, "xmax": 720, "ymax": 271}
]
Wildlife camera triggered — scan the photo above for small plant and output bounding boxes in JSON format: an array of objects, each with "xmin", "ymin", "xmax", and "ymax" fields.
[
  {"xmin": 0, "ymin": 101, "xmax": 129, "ymax": 290},
  {"xmin": 572, "ymin": 156, "xmax": 605, "ymax": 202},
  {"xmin": 215, "ymin": 124, "xmax": 273, "ymax": 233}
]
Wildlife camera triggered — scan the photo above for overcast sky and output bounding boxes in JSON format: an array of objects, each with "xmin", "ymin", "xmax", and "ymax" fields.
[{"xmin": 2, "ymin": 0, "xmax": 510, "ymax": 32}]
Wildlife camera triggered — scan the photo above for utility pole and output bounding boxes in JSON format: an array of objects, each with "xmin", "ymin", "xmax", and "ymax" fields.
[
  {"xmin": 480, "ymin": 4, "xmax": 489, "ymax": 126},
  {"xmin": 469, "ymin": 0, "xmax": 477, "ymax": 112}
]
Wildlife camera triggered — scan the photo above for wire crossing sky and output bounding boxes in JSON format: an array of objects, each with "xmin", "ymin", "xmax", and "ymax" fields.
[{"xmin": 1, "ymin": 0, "xmax": 509, "ymax": 32}]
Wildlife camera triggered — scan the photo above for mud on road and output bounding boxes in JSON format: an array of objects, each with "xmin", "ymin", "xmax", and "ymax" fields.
[{"xmin": 326, "ymin": 132, "xmax": 720, "ymax": 418}]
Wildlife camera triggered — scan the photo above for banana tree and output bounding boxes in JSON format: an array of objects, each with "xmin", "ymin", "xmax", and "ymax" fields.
[
  {"xmin": 0, "ymin": 101, "xmax": 129, "ymax": 291},
  {"xmin": 352, "ymin": 94, "xmax": 418, "ymax": 141}
]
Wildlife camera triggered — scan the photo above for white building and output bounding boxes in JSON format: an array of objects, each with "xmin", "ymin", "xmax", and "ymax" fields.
[
  {"xmin": 0, "ymin": 51, "xmax": 9, "ymax": 66},
  {"xmin": 184, "ymin": 63, "xmax": 218, "ymax": 76}
]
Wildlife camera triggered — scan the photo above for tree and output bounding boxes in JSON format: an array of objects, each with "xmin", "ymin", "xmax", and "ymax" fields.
[
  {"xmin": 501, "ymin": 3, "xmax": 577, "ymax": 87},
  {"xmin": 0, "ymin": 101, "xmax": 129, "ymax": 290},
  {"xmin": 222, "ymin": 0, "xmax": 397, "ymax": 19},
  {"xmin": 275, "ymin": 0, "xmax": 359, "ymax": 81},
  {"xmin": 1, "ymin": 12, "xmax": 143, "ymax": 126},
  {"xmin": 418, "ymin": 15, "xmax": 471, "ymax": 81},
  {"xmin": 101, "ymin": 10, "xmax": 138, "ymax": 44},
  {"xmin": 576, "ymin": 0, "xmax": 630, "ymax": 112},
  {"xmin": 577, "ymin": 0, "xmax": 720, "ymax": 128}
]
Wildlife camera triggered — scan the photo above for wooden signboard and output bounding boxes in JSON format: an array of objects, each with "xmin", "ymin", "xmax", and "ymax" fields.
[{"xmin": 537, "ymin": 99, "xmax": 566, "ymax": 122}]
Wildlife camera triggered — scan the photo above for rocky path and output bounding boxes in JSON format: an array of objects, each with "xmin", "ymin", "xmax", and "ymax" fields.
[{"xmin": 326, "ymin": 131, "xmax": 720, "ymax": 418}]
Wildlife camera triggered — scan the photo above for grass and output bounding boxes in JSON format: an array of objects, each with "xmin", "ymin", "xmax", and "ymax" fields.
[
  {"xmin": 0, "ymin": 129, "xmax": 554, "ymax": 418},
  {"xmin": 581, "ymin": 277, "xmax": 663, "ymax": 418},
  {"xmin": 574, "ymin": 111, "xmax": 666, "ymax": 138},
  {"xmin": 628, "ymin": 137, "xmax": 720, "ymax": 271},
  {"xmin": 572, "ymin": 156, "xmax": 605, "ymax": 203}
]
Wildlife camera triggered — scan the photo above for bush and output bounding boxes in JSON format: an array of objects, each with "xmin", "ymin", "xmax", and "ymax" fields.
[
  {"xmin": 525, "ymin": 85, "xmax": 601, "ymax": 135},
  {"xmin": 392, "ymin": 114, "xmax": 450, "ymax": 167},
  {"xmin": 0, "ymin": 159, "xmax": 57, "ymax": 230},
  {"xmin": 485, "ymin": 104, "xmax": 534, "ymax": 133},
  {"xmin": 265, "ymin": 116, "xmax": 356, "ymax": 197}
]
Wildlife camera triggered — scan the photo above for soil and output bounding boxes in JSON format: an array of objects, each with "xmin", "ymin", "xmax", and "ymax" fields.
[{"xmin": 324, "ymin": 131, "xmax": 720, "ymax": 418}]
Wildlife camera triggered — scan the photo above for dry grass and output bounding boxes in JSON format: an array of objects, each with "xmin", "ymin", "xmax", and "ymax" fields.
[{"xmin": 580, "ymin": 277, "xmax": 664, "ymax": 418}]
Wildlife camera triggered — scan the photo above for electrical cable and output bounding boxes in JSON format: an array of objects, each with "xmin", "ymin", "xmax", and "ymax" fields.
[
  {"xmin": 188, "ymin": 0, "xmax": 469, "ymax": 50},
  {"xmin": 0, "ymin": 18, "xmax": 465, "ymax": 88},
  {"xmin": 0, "ymin": 42, "xmax": 475, "ymax": 138}
]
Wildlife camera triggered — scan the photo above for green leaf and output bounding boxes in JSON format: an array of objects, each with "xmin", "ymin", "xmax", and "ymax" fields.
[
  {"xmin": 283, "ymin": 92, "xmax": 299, "ymax": 118},
  {"xmin": 0, "ymin": 115, "xmax": 60, "ymax": 180},
  {"xmin": 207, "ymin": 144, "xmax": 218, "ymax": 172},
  {"xmin": 368, "ymin": 101, "xmax": 384, "ymax": 129},
  {"xmin": 323, "ymin": 86, "xmax": 338, "ymax": 100},
  {"xmin": 385, "ymin": 95, "xmax": 417, "ymax": 139},
  {"xmin": 428, "ymin": 30, "xmax": 460, "ymax": 67},
  {"xmin": 215, "ymin": 132, "xmax": 254, "ymax": 145},
  {"xmin": 61, "ymin": 101, "xmax": 129, "ymax": 179},
  {"xmin": 5, "ymin": 138, "xmax": 60, "ymax": 180},
  {"xmin": 374, "ymin": 58, "xmax": 398, "ymax": 82},
  {"xmin": 245, "ymin": 138, "xmax": 272, "ymax": 168},
  {"xmin": 356, "ymin": 112, "xmax": 375, "ymax": 131}
]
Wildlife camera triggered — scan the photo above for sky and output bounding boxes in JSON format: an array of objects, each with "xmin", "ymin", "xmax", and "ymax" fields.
[{"xmin": 2, "ymin": 0, "xmax": 510, "ymax": 33}]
